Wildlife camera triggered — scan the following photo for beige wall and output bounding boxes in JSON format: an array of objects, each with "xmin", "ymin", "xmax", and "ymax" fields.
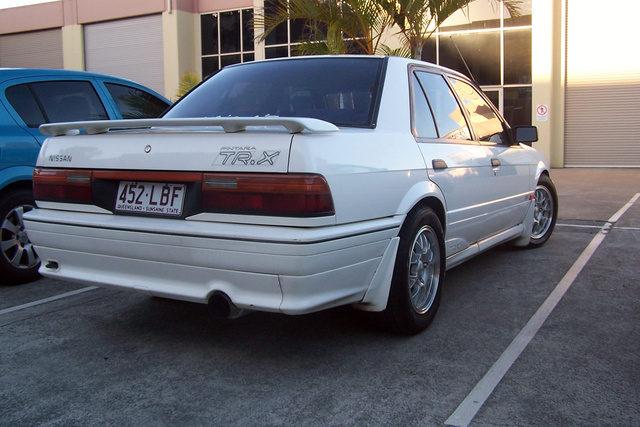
[
  {"xmin": 531, "ymin": 0, "xmax": 565, "ymax": 167},
  {"xmin": 61, "ymin": 24, "xmax": 84, "ymax": 70},
  {"xmin": 163, "ymin": 8, "xmax": 200, "ymax": 100}
]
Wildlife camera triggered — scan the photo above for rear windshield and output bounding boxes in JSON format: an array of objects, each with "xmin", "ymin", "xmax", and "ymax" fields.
[{"xmin": 165, "ymin": 57, "xmax": 384, "ymax": 128}]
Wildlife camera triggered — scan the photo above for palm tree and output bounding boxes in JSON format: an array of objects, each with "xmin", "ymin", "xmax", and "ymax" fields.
[
  {"xmin": 255, "ymin": 0, "xmax": 521, "ymax": 58},
  {"xmin": 176, "ymin": 72, "xmax": 200, "ymax": 100},
  {"xmin": 385, "ymin": 0, "xmax": 521, "ymax": 59},
  {"xmin": 255, "ymin": 0, "xmax": 395, "ymax": 55}
]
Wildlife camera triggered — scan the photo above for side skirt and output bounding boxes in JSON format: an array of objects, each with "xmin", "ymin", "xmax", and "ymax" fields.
[{"xmin": 445, "ymin": 224, "xmax": 525, "ymax": 270}]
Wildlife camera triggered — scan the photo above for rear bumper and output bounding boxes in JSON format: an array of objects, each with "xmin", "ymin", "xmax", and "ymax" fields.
[{"xmin": 24, "ymin": 209, "xmax": 401, "ymax": 314}]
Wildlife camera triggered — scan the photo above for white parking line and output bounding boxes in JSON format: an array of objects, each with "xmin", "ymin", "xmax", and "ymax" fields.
[
  {"xmin": 445, "ymin": 193, "xmax": 640, "ymax": 427},
  {"xmin": 557, "ymin": 224, "xmax": 640, "ymax": 232},
  {"xmin": 556, "ymin": 223, "xmax": 604, "ymax": 230},
  {"xmin": 0, "ymin": 286, "xmax": 99, "ymax": 316}
]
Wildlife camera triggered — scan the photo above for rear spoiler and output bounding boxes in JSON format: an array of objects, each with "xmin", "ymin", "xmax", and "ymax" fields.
[{"xmin": 39, "ymin": 117, "xmax": 339, "ymax": 137}]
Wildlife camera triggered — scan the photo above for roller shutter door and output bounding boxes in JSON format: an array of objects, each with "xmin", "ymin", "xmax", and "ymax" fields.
[
  {"xmin": 564, "ymin": 0, "xmax": 640, "ymax": 167},
  {"xmin": 84, "ymin": 14, "xmax": 164, "ymax": 96},
  {"xmin": 0, "ymin": 29, "xmax": 63, "ymax": 69}
]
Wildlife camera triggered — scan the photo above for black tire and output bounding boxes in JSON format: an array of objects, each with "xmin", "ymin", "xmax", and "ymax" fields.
[
  {"xmin": 0, "ymin": 188, "xmax": 41, "ymax": 285},
  {"xmin": 378, "ymin": 206, "xmax": 445, "ymax": 335},
  {"xmin": 527, "ymin": 174, "xmax": 558, "ymax": 248}
]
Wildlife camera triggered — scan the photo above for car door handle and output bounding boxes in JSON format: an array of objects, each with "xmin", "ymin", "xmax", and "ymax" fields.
[
  {"xmin": 491, "ymin": 158, "xmax": 501, "ymax": 167},
  {"xmin": 432, "ymin": 159, "xmax": 448, "ymax": 170}
]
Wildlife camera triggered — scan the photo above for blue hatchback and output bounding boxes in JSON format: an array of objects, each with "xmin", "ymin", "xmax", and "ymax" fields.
[{"xmin": 0, "ymin": 69, "xmax": 170, "ymax": 284}]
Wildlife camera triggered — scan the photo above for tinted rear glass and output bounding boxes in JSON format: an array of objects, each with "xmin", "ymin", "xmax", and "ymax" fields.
[
  {"xmin": 105, "ymin": 83, "xmax": 169, "ymax": 119},
  {"xmin": 165, "ymin": 58, "xmax": 384, "ymax": 128}
]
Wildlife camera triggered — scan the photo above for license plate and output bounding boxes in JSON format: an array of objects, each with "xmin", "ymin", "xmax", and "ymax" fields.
[{"xmin": 116, "ymin": 181, "xmax": 185, "ymax": 216}]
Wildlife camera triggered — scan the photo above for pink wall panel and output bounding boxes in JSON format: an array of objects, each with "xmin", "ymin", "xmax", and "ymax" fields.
[
  {"xmin": 76, "ymin": 0, "xmax": 165, "ymax": 24},
  {"xmin": 0, "ymin": 0, "xmax": 254, "ymax": 35},
  {"xmin": 0, "ymin": 1, "xmax": 64, "ymax": 35},
  {"xmin": 198, "ymin": 0, "xmax": 253, "ymax": 13}
]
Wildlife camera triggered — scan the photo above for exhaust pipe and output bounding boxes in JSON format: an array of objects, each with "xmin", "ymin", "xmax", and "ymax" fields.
[{"xmin": 208, "ymin": 292, "xmax": 246, "ymax": 319}]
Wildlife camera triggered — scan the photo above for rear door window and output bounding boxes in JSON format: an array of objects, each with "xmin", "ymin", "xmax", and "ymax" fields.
[
  {"xmin": 5, "ymin": 81, "xmax": 108, "ymax": 127},
  {"xmin": 104, "ymin": 83, "xmax": 169, "ymax": 119},
  {"xmin": 411, "ymin": 73, "xmax": 438, "ymax": 138},
  {"xmin": 414, "ymin": 71, "xmax": 471, "ymax": 140}
]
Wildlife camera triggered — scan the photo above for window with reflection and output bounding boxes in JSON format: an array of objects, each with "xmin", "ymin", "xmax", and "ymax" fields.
[
  {"xmin": 264, "ymin": 0, "xmax": 307, "ymax": 59},
  {"xmin": 105, "ymin": 83, "xmax": 170, "ymax": 119},
  {"xmin": 415, "ymin": 71, "xmax": 471, "ymax": 140},
  {"xmin": 439, "ymin": 32, "xmax": 501, "ymax": 86},
  {"xmin": 166, "ymin": 57, "xmax": 384, "ymax": 128},
  {"xmin": 451, "ymin": 78, "xmax": 507, "ymax": 143},
  {"xmin": 201, "ymin": 9, "xmax": 255, "ymax": 78},
  {"xmin": 440, "ymin": 1, "xmax": 502, "ymax": 31},
  {"xmin": 422, "ymin": 0, "xmax": 533, "ymax": 126},
  {"xmin": 504, "ymin": 29, "xmax": 532, "ymax": 85},
  {"xmin": 504, "ymin": 87, "xmax": 532, "ymax": 127},
  {"xmin": 6, "ymin": 81, "xmax": 108, "ymax": 127},
  {"xmin": 411, "ymin": 73, "xmax": 438, "ymax": 138},
  {"xmin": 505, "ymin": 0, "xmax": 532, "ymax": 27}
]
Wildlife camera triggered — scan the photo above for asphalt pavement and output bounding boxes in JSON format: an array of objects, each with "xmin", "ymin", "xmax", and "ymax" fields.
[{"xmin": 1, "ymin": 167, "xmax": 639, "ymax": 426}]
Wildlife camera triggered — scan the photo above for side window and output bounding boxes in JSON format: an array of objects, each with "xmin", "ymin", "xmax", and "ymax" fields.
[
  {"xmin": 450, "ymin": 78, "xmax": 507, "ymax": 143},
  {"xmin": 5, "ymin": 84, "xmax": 46, "ymax": 127},
  {"xmin": 415, "ymin": 71, "xmax": 471, "ymax": 140},
  {"xmin": 9, "ymin": 81, "xmax": 110, "ymax": 128},
  {"xmin": 104, "ymin": 83, "xmax": 169, "ymax": 119},
  {"xmin": 411, "ymin": 73, "xmax": 438, "ymax": 138}
]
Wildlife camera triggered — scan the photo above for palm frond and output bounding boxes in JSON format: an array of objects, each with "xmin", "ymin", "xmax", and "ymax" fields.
[
  {"xmin": 254, "ymin": 0, "xmax": 523, "ymax": 60},
  {"xmin": 377, "ymin": 43, "xmax": 412, "ymax": 58},
  {"xmin": 294, "ymin": 21, "xmax": 349, "ymax": 54},
  {"xmin": 176, "ymin": 72, "xmax": 200, "ymax": 100}
]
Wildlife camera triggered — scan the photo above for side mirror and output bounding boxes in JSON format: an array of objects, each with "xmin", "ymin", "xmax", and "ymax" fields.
[{"xmin": 514, "ymin": 126, "xmax": 538, "ymax": 146}]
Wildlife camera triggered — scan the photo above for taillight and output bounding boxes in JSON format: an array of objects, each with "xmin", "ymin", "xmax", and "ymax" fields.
[
  {"xmin": 32, "ymin": 169, "xmax": 335, "ymax": 217},
  {"xmin": 33, "ymin": 168, "xmax": 93, "ymax": 202},
  {"xmin": 202, "ymin": 173, "xmax": 334, "ymax": 216}
]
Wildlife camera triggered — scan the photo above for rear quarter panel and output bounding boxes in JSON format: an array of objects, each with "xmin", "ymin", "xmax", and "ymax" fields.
[
  {"xmin": 0, "ymin": 102, "xmax": 40, "ymax": 189},
  {"xmin": 289, "ymin": 130, "xmax": 430, "ymax": 225}
]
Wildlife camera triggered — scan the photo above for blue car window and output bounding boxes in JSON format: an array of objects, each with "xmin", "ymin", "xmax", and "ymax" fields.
[
  {"xmin": 104, "ymin": 83, "xmax": 169, "ymax": 119},
  {"xmin": 5, "ymin": 84, "xmax": 46, "ymax": 127},
  {"xmin": 6, "ymin": 81, "xmax": 109, "ymax": 127}
]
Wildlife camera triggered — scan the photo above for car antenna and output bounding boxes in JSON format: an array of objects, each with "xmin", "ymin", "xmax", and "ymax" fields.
[{"xmin": 449, "ymin": 36, "xmax": 476, "ymax": 81}]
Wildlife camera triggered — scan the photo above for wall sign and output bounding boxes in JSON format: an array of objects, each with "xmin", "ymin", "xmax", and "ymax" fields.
[{"xmin": 536, "ymin": 104, "xmax": 549, "ymax": 122}]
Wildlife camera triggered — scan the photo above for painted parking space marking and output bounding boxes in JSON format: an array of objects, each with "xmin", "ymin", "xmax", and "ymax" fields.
[
  {"xmin": 0, "ymin": 286, "xmax": 98, "ymax": 316},
  {"xmin": 445, "ymin": 193, "xmax": 640, "ymax": 427},
  {"xmin": 556, "ymin": 223, "xmax": 605, "ymax": 230}
]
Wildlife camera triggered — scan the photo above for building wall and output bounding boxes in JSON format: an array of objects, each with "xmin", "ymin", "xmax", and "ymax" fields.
[
  {"xmin": 2, "ymin": 0, "xmax": 637, "ymax": 167},
  {"xmin": 563, "ymin": 0, "xmax": 640, "ymax": 167},
  {"xmin": 0, "ymin": 28, "xmax": 63, "ymax": 69},
  {"xmin": 83, "ymin": 14, "xmax": 165, "ymax": 94},
  {"xmin": 532, "ymin": 0, "xmax": 565, "ymax": 168}
]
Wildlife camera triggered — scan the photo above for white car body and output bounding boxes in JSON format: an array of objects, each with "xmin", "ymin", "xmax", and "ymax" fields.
[{"xmin": 24, "ymin": 56, "xmax": 555, "ymax": 333}]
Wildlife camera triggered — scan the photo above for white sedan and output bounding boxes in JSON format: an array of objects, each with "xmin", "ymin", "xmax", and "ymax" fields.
[{"xmin": 24, "ymin": 56, "xmax": 557, "ymax": 335}]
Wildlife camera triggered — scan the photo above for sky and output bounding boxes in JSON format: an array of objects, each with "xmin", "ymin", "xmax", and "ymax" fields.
[{"xmin": 0, "ymin": 0, "xmax": 59, "ymax": 10}]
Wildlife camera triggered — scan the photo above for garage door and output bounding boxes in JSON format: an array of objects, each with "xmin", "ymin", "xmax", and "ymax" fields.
[
  {"xmin": 0, "ymin": 29, "xmax": 63, "ymax": 69},
  {"xmin": 84, "ymin": 14, "xmax": 165, "ymax": 96},
  {"xmin": 564, "ymin": 0, "xmax": 640, "ymax": 167}
]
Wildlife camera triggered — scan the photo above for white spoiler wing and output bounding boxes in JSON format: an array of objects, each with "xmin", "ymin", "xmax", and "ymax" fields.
[{"xmin": 39, "ymin": 117, "xmax": 339, "ymax": 136}]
